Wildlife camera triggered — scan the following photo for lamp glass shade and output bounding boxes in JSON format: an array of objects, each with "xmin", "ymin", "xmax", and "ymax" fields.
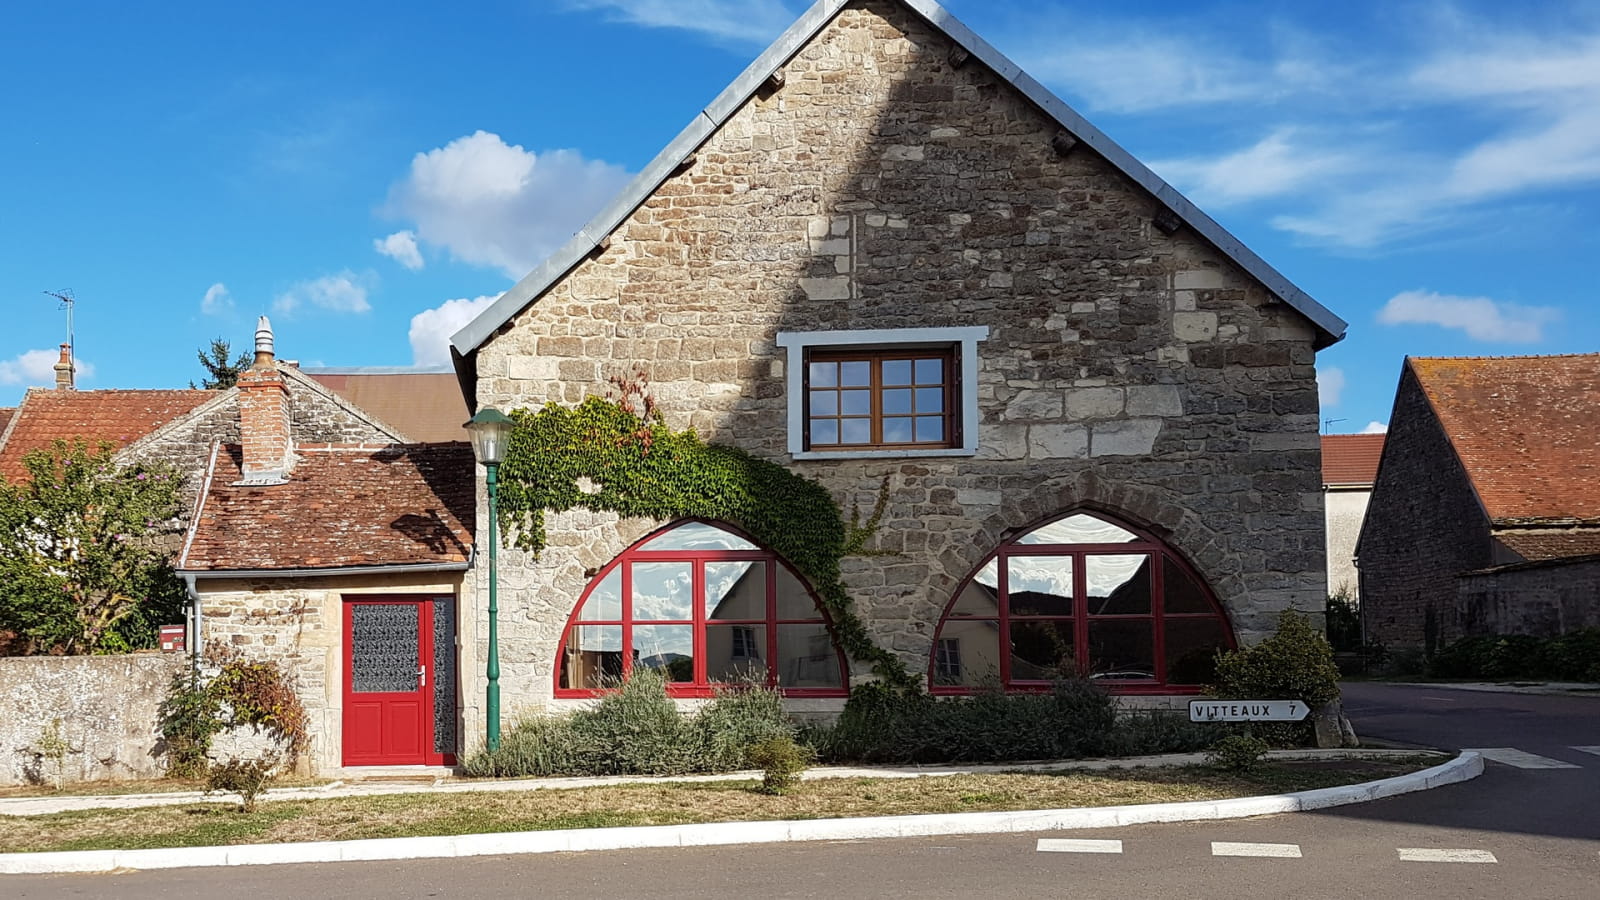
[{"xmin": 465, "ymin": 408, "xmax": 514, "ymax": 466}]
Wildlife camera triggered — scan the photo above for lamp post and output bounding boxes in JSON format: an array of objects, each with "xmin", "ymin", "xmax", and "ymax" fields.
[{"xmin": 465, "ymin": 407, "xmax": 514, "ymax": 752}]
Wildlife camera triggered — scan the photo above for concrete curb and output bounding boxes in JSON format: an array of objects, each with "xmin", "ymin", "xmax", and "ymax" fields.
[{"xmin": 0, "ymin": 751, "xmax": 1482, "ymax": 875}]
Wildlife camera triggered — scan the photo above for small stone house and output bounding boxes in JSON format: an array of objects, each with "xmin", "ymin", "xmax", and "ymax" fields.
[
  {"xmin": 431, "ymin": 0, "xmax": 1346, "ymax": 756},
  {"xmin": 1321, "ymin": 433, "xmax": 1384, "ymax": 601},
  {"xmin": 1357, "ymin": 354, "xmax": 1600, "ymax": 650}
]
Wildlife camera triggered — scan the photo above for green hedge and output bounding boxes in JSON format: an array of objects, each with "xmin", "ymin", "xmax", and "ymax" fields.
[{"xmin": 1427, "ymin": 630, "xmax": 1600, "ymax": 682}]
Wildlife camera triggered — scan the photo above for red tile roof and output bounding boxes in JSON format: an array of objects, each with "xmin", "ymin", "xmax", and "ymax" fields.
[
  {"xmin": 1321, "ymin": 433, "xmax": 1385, "ymax": 487},
  {"xmin": 181, "ymin": 443, "xmax": 475, "ymax": 571},
  {"xmin": 1495, "ymin": 528, "xmax": 1600, "ymax": 561},
  {"xmin": 0, "ymin": 408, "xmax": 14, "ymax": 439},
  {"xmin": 0, "ymin": 389, "xmax": 213, "ymax": 484},
  {"xmin": 1411, "ymin": 354, "xmax": 1600, "ymax": 523},
  {"xmin": 305, "ymin": 372, "xmax": 468, "ymax": 442}
]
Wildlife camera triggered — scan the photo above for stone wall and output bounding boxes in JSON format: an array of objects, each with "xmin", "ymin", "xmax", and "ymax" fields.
[
  {"xmin": 1325, "ymin": 488, "xmax": 1369, "ymax": 599},
  {"xmin": 1357, "ymin": 367, "xmax": 1493, "ymax": 649},
  {"xmin": 197, "ymin": 571, "xmax": 465, "ymax": 775},
  {"xmin": 1457, "ymin": 557, "xmax": 1600, "ymax": 638},
  {"xmin": 0, "ymin": 654, "xmax": 182, "ymax": 786},
  {"xmin": 467, "ymin": 0, "xmax": 1328, "ymax": 718}
]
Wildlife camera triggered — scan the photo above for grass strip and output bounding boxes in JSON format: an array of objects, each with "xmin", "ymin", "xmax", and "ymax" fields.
[{"xmin": 2, "ymin": 758, "xmax": 1440, "ymax": 855}]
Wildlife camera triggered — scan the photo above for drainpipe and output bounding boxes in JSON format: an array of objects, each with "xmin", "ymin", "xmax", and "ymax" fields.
[{"xmin": 182, "ymin": 573, "xmax": 202, "ymax": 672}]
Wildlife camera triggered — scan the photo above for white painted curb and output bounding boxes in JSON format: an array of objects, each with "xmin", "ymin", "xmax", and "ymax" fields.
[{"xmin": 0, "ymin": 751, "xmax": 1482, "ymax": 875}]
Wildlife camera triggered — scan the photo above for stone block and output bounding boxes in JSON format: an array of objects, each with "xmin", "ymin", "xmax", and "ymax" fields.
[
  {"xmin": 1090, "ymin": 419, "xmax": 1162, "ymax": 457},
  {"xmin": 1028, "ymin": 424, "xmax": 1089, "ymax": 459},
  {"xmin": 1173, "ymin": 312, "xmax": 1219, "ymax": 342},
  {"xmin": 799, "ymin": 277, "xmax": 852, "ymax": 301},
  {"xmin": 1005, "ymin": 389, "xmax": 1064, "ymax": 420},
  {"xmin": 1126, "ymin": 385, "xmax": 1183, "ymax": 417},
  {"xmin": 1065, "ymin": 387, "xmax": 1125, "ymax": 419}
]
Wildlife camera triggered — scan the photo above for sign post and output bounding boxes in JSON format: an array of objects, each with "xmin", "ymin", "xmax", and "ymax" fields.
[{"xmin": 1188, "ymin": 699, "xmax": 1310, "ymax": 723}]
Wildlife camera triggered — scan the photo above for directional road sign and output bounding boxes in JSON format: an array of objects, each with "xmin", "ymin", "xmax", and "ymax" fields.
[{"xmin": 1188, "ymin": 699, "xmax": 1310, "ymax": 723}]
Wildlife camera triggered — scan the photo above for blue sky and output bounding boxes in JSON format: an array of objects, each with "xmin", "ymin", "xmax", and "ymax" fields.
[{"xmin": 4, "ymin": 0, "xmax": 1598, "ymax": 433}]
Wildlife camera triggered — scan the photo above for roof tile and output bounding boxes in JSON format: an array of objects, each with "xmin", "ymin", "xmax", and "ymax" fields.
[
  {"xmin": 1321, "ymin": 433, "xmax": 1385, "ymax": 486},
  {"xmin": 0, "ymin": 389, "xmax": 213, "ymax": 483}
]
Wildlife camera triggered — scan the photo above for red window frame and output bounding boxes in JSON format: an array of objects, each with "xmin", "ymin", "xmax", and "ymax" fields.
[
  {"xmin": 555, "ymin": 520, "xmax": 850, "ymax": 699},
  {"xmin": 802, "ymin": 347, "xmax": 959, "ymax": 451},
  {"xmin": 928, "ymin": 511, "xmax": 1237, "ymax": 695}
]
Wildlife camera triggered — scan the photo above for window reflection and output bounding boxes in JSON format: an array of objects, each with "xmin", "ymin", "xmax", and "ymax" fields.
[{"xmin": 1016, "ymin": 513, "xmax": 1138, "ymax": 545}]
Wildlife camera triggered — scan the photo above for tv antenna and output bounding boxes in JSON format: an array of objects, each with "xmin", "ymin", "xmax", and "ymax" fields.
[
  {"xmin": 43, "ymin": 289, "xmax": 75, "ymax": 356},
  {"xmin": 1322, "ymin": 417, "xmax": 1347, "ymax": 434}
]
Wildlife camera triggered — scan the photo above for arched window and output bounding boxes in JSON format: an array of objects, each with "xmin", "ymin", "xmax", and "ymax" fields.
[
  {"xmin": 556, "ymin": 520, "xmax": 849, "ymax": 698},
  {"xmin": 929, "ymin": 511, "xmax": 1235, "ymax": 694}
]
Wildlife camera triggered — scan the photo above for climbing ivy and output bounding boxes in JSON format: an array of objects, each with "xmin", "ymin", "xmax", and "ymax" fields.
[{"xmin": 495, "ymin": 391, "xmax": 916, "ymax": 691}]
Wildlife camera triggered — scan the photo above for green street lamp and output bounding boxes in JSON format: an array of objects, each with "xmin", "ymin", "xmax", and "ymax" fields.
[{"xmin": 465, "ymin": 407, "xmax": 514, "ymax": 752}]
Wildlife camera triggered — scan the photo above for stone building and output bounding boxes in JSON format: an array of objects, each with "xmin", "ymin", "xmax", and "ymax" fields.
[
  {"xmin": 434, "ymin": 0, "xmax": 1347, "ymax": 753},
  {"xmin": 1357, "ymin": 354, "xmax": 1600, "ymax": 650}
]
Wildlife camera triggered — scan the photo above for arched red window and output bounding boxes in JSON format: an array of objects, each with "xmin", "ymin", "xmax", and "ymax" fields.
[
  {"xmin": 929, "ymin": 511, "xmax": 1235, "ymax": 694},
  {"xmin": 556, "ymin": 520, "xmax": 849, "ymax": 698}
]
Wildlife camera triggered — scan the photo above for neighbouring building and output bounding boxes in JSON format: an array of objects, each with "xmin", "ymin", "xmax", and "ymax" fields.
[
  {"xmin": 304, "ymin": 368, "xmax": 471, "ymax": 442},
  {"xmin": 422, "ymin": 0, "xmax": 1349, "ymax": 761},
  {"xmin": 1357, "ymin": 353, "xmax": 1600, "ymax": 650},
  {"xmin": 1321, "ymin": 433, "xmax": 1384, "ymax": 600}
]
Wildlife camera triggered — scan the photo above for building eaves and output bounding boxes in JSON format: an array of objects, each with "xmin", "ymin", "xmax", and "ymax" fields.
[{"xmin": 448, "ymin": 0, "xmax": 1346, "ymax": 371}]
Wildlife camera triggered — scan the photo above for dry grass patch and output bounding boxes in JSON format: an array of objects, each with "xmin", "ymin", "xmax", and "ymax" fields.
[
  {"xmin": 0, "ymin": 775, "xmax": 328, "ymax": 800},
  {"xmin": 1, "ymin": 757, "xmax": 1441, "ymax": 855}
]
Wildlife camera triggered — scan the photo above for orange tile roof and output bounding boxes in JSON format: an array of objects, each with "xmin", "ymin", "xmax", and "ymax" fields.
[
  {"xmin": 1410, "ymin": 353, "xmax": 1600, "ymax": 523},
  {"xmin": 181, "ymin": 443, "xmax": 475, "ymax": 571},
  {"xmin": 0, "ymin": 389, "xmax": 213, "ymax": 484},
  {"xmin": 305, "ymin": 372, "xmax": 468, "ymax": 442},
  {"xmin": 1321, "ymin": 433, "xmax": 1385, "ymax": 486},
  {"xmin": 0, "ymin": 408, "xmax": 14, "ymax": 438},
  {"xmin": 1496, "ymin": 528, "xmax": 1600, "ymax": 561}
]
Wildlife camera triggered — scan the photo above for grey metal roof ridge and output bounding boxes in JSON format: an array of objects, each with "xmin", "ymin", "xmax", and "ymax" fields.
[
  {"xmin": 179, "ymin": 561, "xmax": 471, "ymax": 579},
  {"xmin": 449, "ymin": 0, "xmax": 1346, "ymax": 358}
]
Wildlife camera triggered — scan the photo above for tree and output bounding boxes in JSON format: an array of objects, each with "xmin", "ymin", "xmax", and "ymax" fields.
[
  {"xmin": 0, "ymin": 441, "xmax": 186, "ymax": 655},
  {"xmin": 192, "ymin": 338, "xmax": 251, "ymax": 390}
]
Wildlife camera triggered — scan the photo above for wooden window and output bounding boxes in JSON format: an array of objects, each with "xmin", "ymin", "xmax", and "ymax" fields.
[{"xmin": 803, "ymin": 348, "xmax": 956, "ymax": 450}]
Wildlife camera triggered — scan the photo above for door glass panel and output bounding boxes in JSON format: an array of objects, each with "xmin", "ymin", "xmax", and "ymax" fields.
[
  {"xmin": 579, "ymin": 568, "xmax": 622, "ymax": 620},
  {"xmin": 914, "ymin": 416, "xmax": 944, "ymax": 443},
  {"xmin": 640, "ymin": 521, "xmax": 757, "ymax": 552},
  {"xmin": 632, "ymin": 562, "xmax": 692, "ymax": 620},
  {"xmin": 775, "ymin": 566, "xmax": 823, "ymax": 620},
  {"xmin": 883, "ymin": 417, "xmax": 913, "ymax": 442},
  {"xmin": 705, "ymin": 561, "xmax": 764, "ymax": 620},
  {"xmin": 809, "ymin": 361, "xmax": 838, "ymax": 388},
  {"xmin": 882, "ymin": 359, "xmax": 912, "ymax": 385},
  {"xmin": 776, "ymin": 624, "xmax": 844, "ymax": 688},
  {"xmin": 840, "ymin": 390, "xmax": 871, "ymax": 416},
  {"xmin": 884, "ymin": 389, "xmax": 912, "ymax": 415},
  {"xmin": 1017, "ymin": 514, "xmax": 1139, "ymax": 545},
  {"xmin": 811, "ymin": 419, "xmax": 839, "ymax": 445},
  {"xmin": 561, "ymin": 625, "xmax": 622, "ymax": 689},
  {"xmin": 706, "ymin": 624, "xmax": 767, "ymax": 683},
  {"xmin": 634, "ymin": 624, "xmax": 695, "ymax": 682},
  {"xmin": 432, "ymin": 598, "xmax": 457, "ymax": 754},
  {"xmin": 1006, "ymin": 556, "xmax": 1073, "ymax": 616},
  {"xmin": 913, "ymin": 358, "xmax": 943, "ymax": 384},
  {"xmin": 840, "ymin": 361, "xmax": 870, "ymax": 387},
  {"xmin": 1085, "ymin": 555, "xmax": 1151, "ymax": 615},
  {"xmin": 914, "ymin": 388, "xmax": 944, "ymax": 413},
  {"xmin": 350, "ymin": 603, "xmax": 419, "ymax": 693},
  {"xmin": 840, "ymin": 419, "xmax": 871, "ymax": 444},
  {"xmin": 1008, "ymin": 620, "xmax": 1076, "ymax": 680},
  {"xmin": 932, "ymin": 620, "xmax": 999, "ymax": 688},
  {"xmin": 948, "ymin": 560, "xmax": 1000, "ymax": 617},
  {"xmin": 1088, "ymin": 620, "xmax": 1156, "ymax": 681},
  {"xmin": 1165, "ymin": 618, "xmax": 1230, "ymax": 685},
  {"xmin": 1163, "ymin": 557, "xmax": 1213, "ymax": 613}
]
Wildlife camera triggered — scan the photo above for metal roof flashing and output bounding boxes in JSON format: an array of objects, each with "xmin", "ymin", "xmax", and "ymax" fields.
[{"xmin": 449, "ymin": 0, "xmax": 1345, "ymax": 363}]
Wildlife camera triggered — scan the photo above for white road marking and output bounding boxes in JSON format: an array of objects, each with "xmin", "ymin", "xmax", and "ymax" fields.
[
  {"xmin": 1462, "ymin": 747, "xmax": 1581, "ymax": 769},
  {"xmin": 1211, "ymin": 842, "xmax": 1302, "ymax": 858},
  {"xmin": 1572, "ymin": 746, "xmax": 1600, "ymax": 758},
  {"xmin": 1036, "ymin": 839, "xmax": 1123, "ymax": 854},
  {"xmin": 1397, "ymin": 848, "xmax": 1498, "ymax": 864}
]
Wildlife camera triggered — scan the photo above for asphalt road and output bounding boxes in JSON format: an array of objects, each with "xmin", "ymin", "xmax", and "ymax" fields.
[{"xmin": 9, "ymin": 683, "xmax": 1600, "ymax": 899}]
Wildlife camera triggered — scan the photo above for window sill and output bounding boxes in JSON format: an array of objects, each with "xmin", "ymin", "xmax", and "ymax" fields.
[{"xmin": 794, "ymin": 447, "xmax": 978, "ymax": 461}]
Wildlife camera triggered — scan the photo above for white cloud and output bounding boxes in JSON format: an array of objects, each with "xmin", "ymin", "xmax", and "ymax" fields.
[
  {"xmin": 1153, "ymin": 129, "xmax": 1365, "ymax": 206},
  {"xmin": 565, "ymin": 0, "xmax": 796, "ymax": 46},
  {"xmin": 0, "ymin": 348, "xmax": 95, "ymax": 386},
  {"xmin": 1361, "ymin": 421, "xmax": 1388, "ymax": 434},
  {"xmin": 201, "ymin": 282, "xmax": 234, "ymax": 316},
  {"xmin": 1317, "ymin": 366, "xmax": 1346, "ymax": 409},
  {"xmin": 1377, "ymin": 290, "xmax": 1561, "ymax": 343},
  {"xmin": 374, "ymin": 230, "xmax": 424, "ymax": 271},
  {"xmin": 273, "ymin": 271, "xmax": 373, "ymax": 315},
  {"xmin": 408, "ymin": 295, "xmax": 500, "ymax": 369},
  {"xmin": 383, "ymin": 131, "xmax": 632, "ymax": 279}
]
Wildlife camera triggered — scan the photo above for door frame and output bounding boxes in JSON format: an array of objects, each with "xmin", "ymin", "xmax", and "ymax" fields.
[{"xmin": 341, "ymin": 594, "xmax": 458, "ymax": 767}]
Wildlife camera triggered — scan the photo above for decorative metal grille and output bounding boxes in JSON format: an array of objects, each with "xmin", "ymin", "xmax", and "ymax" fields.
[
  {"xmin": 350, "ymin": 603, "xmax": 419, "ymax": 693},
  {"xmin": 432, "ymin": 598, "xmax": 457, "ymax": 755}
]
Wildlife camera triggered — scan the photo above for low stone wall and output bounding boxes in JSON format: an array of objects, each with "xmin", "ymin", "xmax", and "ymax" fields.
[
  {"xmin": 0, "ymin": 654, "xmax": 184, "ymax": 786},
  {"xmin": 1457, "ymin": 556, "xmax": 1600, "ymax": 637}
]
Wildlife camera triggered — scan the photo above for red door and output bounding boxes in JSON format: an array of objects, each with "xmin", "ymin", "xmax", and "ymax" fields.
[{"xmin": 343, "ymin": 597, "xmax": 455, "ymax": 766}]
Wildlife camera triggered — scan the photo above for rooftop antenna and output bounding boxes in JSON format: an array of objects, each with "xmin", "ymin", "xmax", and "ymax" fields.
[
  {"xmin": 1322, "ymin": 417, "xmax": 1347, "ymax": 434},
  {"xmin": 43, "ymin": 289, "xmax": 75, "ymax": 357}
]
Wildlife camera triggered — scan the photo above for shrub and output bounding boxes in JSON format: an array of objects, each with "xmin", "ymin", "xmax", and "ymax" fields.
[
  {"xmin": 1427, "ymin": 629, "xmax": 1600, "ymax": 682},
  {"xmin": 158, "ymin": 667, "xmax": 226, "ymax": 779},
  {"xmin": 1205, "ymin": 734, "xmax": 1269, "ymax": 772},
  {"xmin": 465, "ymin": 669, "xmax": 793, "ymax": 778},
  {"xmin": 205, "ymin": 754, "xmax": 280, "ymax": 812},
  {"xmin": 1210, "ymin": 609, "xmax": 1341, "ymax": 747},
  {"xmin": 156, "ymin": 650, "xmax": 308, "ymax": 778},
  {"xmin": 1324, "ymin": 588, "xmax": 1361, "ymax": 653},
  {"xmin": 1099, "ymin": 710, "xmax": 1223, "ymax": 757},
  {"xmin": 747, "ymin": 736, "xmax": 815, "ymax": 795}
]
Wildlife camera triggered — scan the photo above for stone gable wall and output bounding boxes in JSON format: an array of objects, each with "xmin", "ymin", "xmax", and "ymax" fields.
[
  {"xmin": 470, "ymin": 1, "xmax": 1326, "ymax": 713},
  {"xmin": 1458, "ymin": 557, "xmax": 1600, "ymax": 638},
  {"xmin": 1356, "ymin": 368, "xmax": 1493, "ymax": 649}
]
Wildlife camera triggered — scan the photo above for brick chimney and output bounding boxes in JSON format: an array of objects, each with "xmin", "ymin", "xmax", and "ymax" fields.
[
  {"xmin": 235, "ymin": 316, "xmax": 292, "ymax": 485},
  {"xmin": 53, "ymin": 343, "xmax": 74, "ymax": 391}
]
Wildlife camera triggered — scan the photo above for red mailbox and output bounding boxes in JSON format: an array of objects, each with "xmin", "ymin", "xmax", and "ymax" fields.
[{"xmin": 158, "ymin": 624, "xmax": 186, "ymax": 653}]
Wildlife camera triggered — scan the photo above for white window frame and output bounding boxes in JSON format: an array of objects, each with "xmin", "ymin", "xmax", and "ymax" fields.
[{"xmin": 776, "ymin": 326, "xmax": 989, "ymax": 460}]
